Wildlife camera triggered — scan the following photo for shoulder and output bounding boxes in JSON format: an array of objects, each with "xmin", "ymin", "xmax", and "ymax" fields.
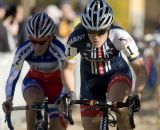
[
  {"xmin": 109, "ymin": 24, "xmax": 133, "ymax": 40},
  {"xmin": 15, "ymin": 40, "xmax": 32, "ymax": 55},
  {"xmin": 109, "ymin": 24, "xmax": 136, "ymax": 50},
  {"xmin": 67, "ymin": 24, "xmax": 88, "ymax": 46},
  {"xmin": 51, "ymin": 38, "xmax": 65, "ymax": 52}
]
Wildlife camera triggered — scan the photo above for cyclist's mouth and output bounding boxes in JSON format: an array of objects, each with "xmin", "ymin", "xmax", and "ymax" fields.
[{"xmin": 93, "ymin": 40, "xmax": 100, "ymax": 44}]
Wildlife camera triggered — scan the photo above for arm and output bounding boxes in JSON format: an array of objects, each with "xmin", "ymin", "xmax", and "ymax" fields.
[
  {"xmin": 62, "ymin": 30, "xmax": 79, "ymax": 92},
  {"xmin": 5, "ymin": 53, "xmax": 24, "ymax": 100},
  {"xmin": 2, "ymin": 51, "xmax": 24, "ymax": 114},
  {"xmin": 130, "ymin": 57, "xmax": 147, "ymax": 99},
  {"xmin": 61, "ymin": 61, "xmax": 76, "ymax": 92},
  {"xmin": 113, "ymin": 28, "xmax": 147, "ymax": 99}
]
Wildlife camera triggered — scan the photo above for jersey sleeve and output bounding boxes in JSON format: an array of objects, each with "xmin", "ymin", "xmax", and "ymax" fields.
[
  {"xmin": 65, "ymin": 34, "xmax": 80, "ymax": 63},
  {"xmin": 51, "ymin": 39, "xmax": 66, "ymax": 60},
  {"xmin": 112, "ymin": 29, "xmax": 141, "ymax": 62},
  {"xmin": 5, "ymin": 50, "xmax": 24, "ymax": 99},
  {"xmin": 65, "ymin": 44, "xmax": 79, "ymax": 63}
]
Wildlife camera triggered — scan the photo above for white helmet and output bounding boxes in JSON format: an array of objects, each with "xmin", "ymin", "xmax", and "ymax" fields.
[
  {"xmin": 81, "ymin": 0, "xmax": 113, "ymax": 30},
  {"xmin": 26, "ymin": 12, "xmax": 55, "ymax": 39}
]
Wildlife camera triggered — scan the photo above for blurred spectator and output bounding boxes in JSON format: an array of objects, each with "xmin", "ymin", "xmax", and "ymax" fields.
[
  {"xmin": 2, "ymin": 4, "xmax": 18, "ymax": 52},
  {"xmin": 154, "ymin": 17, "xmax": 160, "ymax": 33},
  {"xmin": 16, "ymin": 5, "xmax": 27, "ymax": 45},
  {"xmin": 58, "ymin": 2, "xmax": 77, "ymax": 42},
  {"xmin": 61, "ymin": 2, "xmax": 76, "ymax": 22},
  {"xmin": 0, "ymin": 0, "xmax": 5, "ymax": 19},
  {"xmin": 45, "ymin": 5, "xmax": 62, "ymax": 35},
  {"xmin": 144, "ymin": 29, "xmax": 160, "ymax": 128},
  {"xmin": 46, "ymin": 5, "xmax": 62, "ymax": 25},
  {"xmin": 0, "ymin": 2, "xmax": 10, "ymax": 52},
  {"xmin": 30, "ymin": 5, "xmax": 45, "ymax": 15},
  {"xmin": 143, "ymin": 46, "xmax": 157, "ymax": 90}
]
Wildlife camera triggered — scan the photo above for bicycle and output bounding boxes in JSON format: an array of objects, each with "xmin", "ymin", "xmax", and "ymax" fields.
[
  {"xmin": 5, "ymin": 97, "xmax": 67, "ymax": 130},
  {"xmin": 64, "ymin": 93, "xmax": 137, "ymax": 130}
]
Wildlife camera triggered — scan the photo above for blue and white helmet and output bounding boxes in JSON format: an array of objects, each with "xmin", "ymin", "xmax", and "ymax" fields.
[
  {"xmin": 26, "ymin": 12, "xmax": 55, "ymax": 39},
  {"xmin": 81, "ymin": 0, "xmax": 113, "ymax": 30}
]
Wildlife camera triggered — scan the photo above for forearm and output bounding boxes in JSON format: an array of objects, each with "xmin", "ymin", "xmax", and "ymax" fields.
[
  {"xmin": 130, "ymin": 58, "xmax": 147, "ymax": 99},
  {"xmin": 61, "ymin": 69, "xmax": 75, "ymax": 92},
  {"xmin": 135, "ymin": 67, "xmax": 147, "ymax": 99}
]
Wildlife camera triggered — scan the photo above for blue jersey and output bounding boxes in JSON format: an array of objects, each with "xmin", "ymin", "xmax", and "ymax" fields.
[
  {"xmin": 5, "ymin": 38, "xmax": 65, "ymax": 99},
  {"xmin": 66, "ymin": 24, "xmax": 141, "ymax": 75},
  {"xmin": 66, "ymin": 24, "xmax": 141, "ymax": 100}
]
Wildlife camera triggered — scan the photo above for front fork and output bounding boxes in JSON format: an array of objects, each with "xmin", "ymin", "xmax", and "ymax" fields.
[{"xmin": 99, "ymin": 111, "xmax": 109, "ymax": 130}]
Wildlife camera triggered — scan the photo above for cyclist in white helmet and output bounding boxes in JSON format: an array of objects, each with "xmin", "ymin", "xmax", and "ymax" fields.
[
  {"xmin": 62, "ymin": 0, "xmax": 147, "ymax": 130},
  {"xmin": 2, "ymin": 12, "xmax": 67, "ymax": 130}
]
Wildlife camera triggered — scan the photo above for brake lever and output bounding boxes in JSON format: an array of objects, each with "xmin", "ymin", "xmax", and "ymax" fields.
[
  {"xmin": 5, "ymin": 113, "xmax": 14, "ymax": 130},
  {"xmin": 128, "ymin": 105, "xmax": 135, "ymax": 129},
  {"xmin": 64, "ymin": 97, "xmax": 74, "ymax": 125}
]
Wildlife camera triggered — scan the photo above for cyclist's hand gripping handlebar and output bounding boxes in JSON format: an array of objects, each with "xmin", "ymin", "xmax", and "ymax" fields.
[{"xmin": 126, "ymin": 95, "xmax": 141, "ymax": 129}]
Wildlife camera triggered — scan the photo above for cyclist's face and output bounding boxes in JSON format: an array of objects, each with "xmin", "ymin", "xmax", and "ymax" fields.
[
  {"xmin": 87, "ymin": 29, "xmax": 108, "ymax": 48},
  {"xmin": 29, "ymin": 36, "xmax": 52, "ymax": 56}
]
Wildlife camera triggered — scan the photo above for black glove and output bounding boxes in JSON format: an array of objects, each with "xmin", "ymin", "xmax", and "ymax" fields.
[{"xmin": 126, "ymin": 95, "xmax": 141, "ymax": 112}]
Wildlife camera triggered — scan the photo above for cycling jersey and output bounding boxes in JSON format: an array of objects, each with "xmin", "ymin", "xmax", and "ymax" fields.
[
  {"xmin": 66, "ymin": 24, "xmax": 141, "ymax": 75},
  {"xmin": 5, "ymin": 38, "xmax": 65, "ymax": 99},
  {"xmin": 66, "ymin": 23, "xmax": 141, "ymax": 104}
]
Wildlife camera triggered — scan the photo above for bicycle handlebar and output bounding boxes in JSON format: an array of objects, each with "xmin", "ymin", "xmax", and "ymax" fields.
[
  {"xmin": 71, "ymin": 99, "xmax": 128, "ymax": 108},
  {"xmin": 5, "ymin": 103, "xmax": 58, "ymax": 130},
  {"xmin": 10, "ymin": 104, "xmax": 58, "ymax": 111},
  {"xmin": 65, "ymin": 99, "xmax": 135, "ymax": 129}
]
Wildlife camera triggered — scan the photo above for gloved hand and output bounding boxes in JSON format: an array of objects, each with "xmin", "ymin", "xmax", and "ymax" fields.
[
  {"xmin": 2, "ymin": 99, "xmax": 13, "ymax": 114},
  {"xmin": 126, "ymin": 95, "xmax": 141, "ymax": 112}
]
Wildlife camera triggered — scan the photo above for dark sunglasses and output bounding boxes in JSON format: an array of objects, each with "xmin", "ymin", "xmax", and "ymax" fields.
[
  {"xmin": 30, "ymin": 40, "xmax": 49, "ymax": 45},
  {"xmin": 87, "ymin": 29, "xmax": 108, "ymax": 35}
]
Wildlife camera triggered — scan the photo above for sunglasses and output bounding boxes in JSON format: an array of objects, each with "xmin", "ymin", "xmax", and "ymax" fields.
[
  {"xmin": 87, "ymin": 29, "xmax": 108, "ymax": 35},
  {"xmin": 30, "ymin": 40, "xmax": 49, "ymax": 45}
]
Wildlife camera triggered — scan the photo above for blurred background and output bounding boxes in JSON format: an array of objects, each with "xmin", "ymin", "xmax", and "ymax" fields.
[{"xmin": 0, "ymin": 0, "xmax": 160, "ymax": 130}]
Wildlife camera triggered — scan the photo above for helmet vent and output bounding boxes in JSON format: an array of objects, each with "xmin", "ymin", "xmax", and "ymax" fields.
[
  {"xmin": 90, "ymin": 1, "xmax": 94, "ymax": 7},
  {"xmin": 89, "ymin": 9, "xmax": 91, "ymax": 17},
  {"xmin": 105, "ymin": 7, "xmax": 109, "ymax": 14},
  {"xmin": 84, "ymin": 8, "xmax": 87, "ymax": 15},
  {"xmin": 35, "ymin": 17, "xmax": 41, "ymax": 36},
  {"xmin": 105, "ymin": 16, "xmax": 111, "ymax": 25},
  {"xmin": 99, "ymin": 0, "xmax": 103, "ymax": 7},
  {"xmin": 41, "ymin": 25, "xmax": 51, "ymax": 37},
  {"xmin": 93, "ymin": 14, "xmax": 97, "ymax": 27},
  {"xmin": 94, "ymin": 4, "xmax": 98, "ymax": 11},
  {"xmin": 100, "ymin": 9, "xmax": 103, "ymax": 16}
]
